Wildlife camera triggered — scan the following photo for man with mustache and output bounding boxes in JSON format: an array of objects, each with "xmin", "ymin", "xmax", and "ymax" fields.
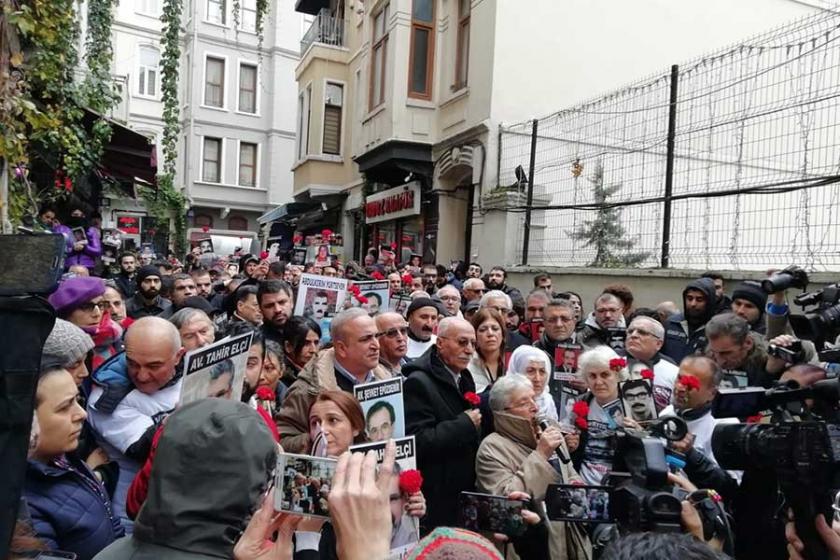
[
  {"xmin": 276, "ymin": 308, "xmax": 391, "ymax": 453},
  {"xmin": 405, "ymin": 297, "xmax": 441, "ymax": 360},
  {"xmin": 376, "ymin": 312, "xmax": 409, "ymax": 376},
  {"xmin": 404, "ymin": 317, "xmax": 481, "ymax": 530},
  {"xmin": 125, "ymin": 265, "xmax": 172, "ymax": 319}
]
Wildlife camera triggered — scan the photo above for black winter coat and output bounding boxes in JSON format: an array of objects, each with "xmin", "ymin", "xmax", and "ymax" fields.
[{"xmin": 403, "ymin": 347, "xmax": 481, "ymax": 532}]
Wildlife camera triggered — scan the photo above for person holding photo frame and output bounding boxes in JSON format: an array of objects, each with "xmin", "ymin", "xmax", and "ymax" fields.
[{"xmin": 55, "ymin": 207, "xmax": 101, "ymax": 274}]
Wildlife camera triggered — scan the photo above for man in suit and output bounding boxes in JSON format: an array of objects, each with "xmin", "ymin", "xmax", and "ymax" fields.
[{"xmin": 404, "ymin": 317, "xmax": 481, "ymax": 532}]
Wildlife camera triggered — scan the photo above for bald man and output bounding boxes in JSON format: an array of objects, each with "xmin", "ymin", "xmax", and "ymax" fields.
[
  {"xmin": 87, "ymin": 316, "xmax": 186, "ymax": 530},
  {"xmin": 404, "ymin": 317, "xmax": 481, "ymax": 529}
]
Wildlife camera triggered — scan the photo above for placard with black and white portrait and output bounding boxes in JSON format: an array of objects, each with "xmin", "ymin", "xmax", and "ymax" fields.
[{"xmin": 619, "ymin": 378, "xmax": 657, "ymax": 423}]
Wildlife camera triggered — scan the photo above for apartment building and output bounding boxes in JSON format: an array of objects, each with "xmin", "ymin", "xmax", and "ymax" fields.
[
  {"xmin": 283, "ymin": 0, "xmax": 824, "ymax": 267},
  {"xmin": 102, "ymin": 0, "xmax": 303, "ymax": 252}
]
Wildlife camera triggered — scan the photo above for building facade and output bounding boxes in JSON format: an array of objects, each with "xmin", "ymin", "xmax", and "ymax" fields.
[
  {"xmin": 284, "ymin": 0, "xmax": 827, "ymax": 268},
  {"xmin": 101, "ymin": 0, "xmax": 303, "ymax": 251}
]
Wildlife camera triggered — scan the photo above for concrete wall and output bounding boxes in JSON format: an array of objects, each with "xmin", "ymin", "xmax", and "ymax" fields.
[{"xmin": 505, "ymin": 266, "xmax": 839, "ymax": 312}]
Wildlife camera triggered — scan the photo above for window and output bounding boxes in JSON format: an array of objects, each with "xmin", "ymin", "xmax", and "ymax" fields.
[
  {"xmin": 323, "ymin": 83, "xmax": 343, "ymax": 155},
  {"xmin": 369, "ymin": 4, "xmax": 389, "ymax": 110},
  {"xmin": 137, "ymin": 46, "xmax": 159, "ymax": 97},
  {"xmin": 207, "ymin": 0, "xmax": 226, "ymax": 24},
  {"xmin": 297, "ymin": 86, "xmax": 311, "ymax": 159},
  {"xmin": 229, "ymin": 216, "xmax": 248, "ymax": 230},
  {"xmin": 137, "ymin": 0, "xmax": 159, "ymax": 15},
  {"xmin": 238, "ymin": 63, "xmax": 257, "ymax": 113},
  {"xmin": 240, "ymin": 0, "xmax": 257, "ymax": 32},
  {"xmin": 455, "ymin": 0, "xmax": 469, "ymax": 89},
  {"xmin": 202, "ymin": 137, "xmax": 222, "ymax": 183},
  {"xmin": 238, "ymin": 142, "xmax": 257, "ymax": 186},
  {"xmin": 408, "ymin": 0, "xmax": 435, "ymax": 99},
  {"xmin": 195, "ymin": 214, "xmax": 214, "ymax": 228},
  {"xmin": 204, "ymin": 56, "xmax": 225, "ymax": 108}
]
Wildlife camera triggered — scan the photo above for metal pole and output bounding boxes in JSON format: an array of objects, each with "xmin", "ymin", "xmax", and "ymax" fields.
[
  {"xmin": 521, "ymin": 119, "xmax": 538, "ymax": 265},
  {"xmin": 660, "ymin": 64, "xmax": 679, "ymax": 268},
  {"xmin": 0, "ymin": 159, "xmax": 10, "ymax": 234}
]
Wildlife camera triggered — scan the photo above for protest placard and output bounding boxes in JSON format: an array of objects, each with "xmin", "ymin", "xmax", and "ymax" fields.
[
  {"xmin": 353, "ymin": 377, "xmax": 405, "ymax": 442},
  {"xmin": 390, "ymin": 294, "xmax": 412, "ymax": 317},
  {"xmin": 349, "ymin": 280, "xmax": 390, "ymax": 316},
  {"xmin": 179, "ymin": 332, "xmax": 253, "ymax": 406},
  {"xmin": 349, "ymin": 436, "xmax": 419, "ymax": 557}
]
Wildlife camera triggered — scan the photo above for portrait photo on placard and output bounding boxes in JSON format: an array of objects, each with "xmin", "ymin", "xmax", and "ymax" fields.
[{"xmin": 619, "ymin": 378, "xmax": 657, "ymax": 423}]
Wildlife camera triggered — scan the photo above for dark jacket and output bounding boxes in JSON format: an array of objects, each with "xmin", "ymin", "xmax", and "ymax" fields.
[
  {"xmin": 24, "ymin": 454, "xmax": 124, "ymax": 560},
  {"xmin": 661, "ymin": 278, "xmax": 718, "ymax": 363},
  {"xmin": 93, "ymin": 399, "xmax": 277, "ymax": 560},
  {"xmin": 114, "ymin": 272, "xmax": 137, "ymax": 299},
  {"xmin": 403, "ymin": 346, "xmax": 481, "ymax": 532},
  {"xmin": 125, "ymin": 293, "xmax": 172, "ymax": 319}
]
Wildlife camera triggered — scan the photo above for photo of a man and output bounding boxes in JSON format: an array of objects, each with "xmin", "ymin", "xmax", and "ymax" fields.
[
  {"xmin": 363, "ymin": 292, "xmax": 382, "ymax": 316},
  {"xmin": 206, "ymin": 359, "xmax": 235, "ymax": 399},
  {"xmin": 620, "ymin": 378, "xmax": 657, "ymax": 422},
  {"xmin": 307, "ymin": 291, "xmax": 331, "ymax": 320},
  {"xmin": 366, "ymin": 401, "xmax": 396, "ymax": 442}
]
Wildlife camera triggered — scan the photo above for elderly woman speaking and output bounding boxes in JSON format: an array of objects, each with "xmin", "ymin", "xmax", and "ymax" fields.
[{"xmin": 475, "ymin": 375, "xmax": 591, "ymax": 559}]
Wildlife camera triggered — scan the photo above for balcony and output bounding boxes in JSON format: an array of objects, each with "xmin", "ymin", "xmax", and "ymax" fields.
[{"xmin": 300, "ymin": 9, "xmax": 345, "ymax": 54}]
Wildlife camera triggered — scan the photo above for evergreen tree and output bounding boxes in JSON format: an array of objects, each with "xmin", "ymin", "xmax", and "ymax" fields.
[{"xmin": 568, "ymin": 162, "xmax": 650, "ymax": 267}]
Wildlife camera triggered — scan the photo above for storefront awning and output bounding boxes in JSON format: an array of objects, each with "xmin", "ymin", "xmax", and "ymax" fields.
[
  {"xmin": 258, "ymin": 201, "xmax": 323, "ymax": 224},
  {"xmin": 354, "ymin": 140, "xmax": 433, "ymax": 185},
  {"xmin": 83, "ymin": 109, "xmax": 157, "ymax": 189}
]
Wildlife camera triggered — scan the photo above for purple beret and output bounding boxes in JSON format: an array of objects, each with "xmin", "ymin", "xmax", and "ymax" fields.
[{"xmin": 48, "ymin": 276, "xmax": 106, "ymax": 317}]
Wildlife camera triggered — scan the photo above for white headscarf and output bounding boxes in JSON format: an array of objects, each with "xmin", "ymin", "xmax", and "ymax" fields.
[{"xmin": 506, "ymin": 345, "xmax": 558, "ymax": 422}]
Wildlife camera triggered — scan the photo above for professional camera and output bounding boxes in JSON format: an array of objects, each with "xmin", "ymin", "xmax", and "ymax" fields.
[
  {"xmin": 606, "ymin": 416, "xmax": 690, "ymax": 533},
  {"xmin": 789, "ymin": 283, "xmax": 840, "ymax": 350},
  {"xmin": 712, "ymin": 379, "xmax": 840, "ymax": 560},
  {"xmin": 762, "ymin": 265, "xmax": 810, "ymax": 294}
]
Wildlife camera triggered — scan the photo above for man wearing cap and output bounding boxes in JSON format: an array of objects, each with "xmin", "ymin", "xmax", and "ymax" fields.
[
  {"xmin": 730, "ymin": 281, "xmax": 767, "ymax": 335},
  {"xmin": 239, "ymin": 253, "xmax": 260, "ymax": 279},
  {"xmin": 87, "ymin": 317, "xmax": 185, "ymax": 531},
  {"xmin": 125, "ymin": 265, "xmax": 172, "ymax": 319},
  {"xmin": 406, "ymin": 297, "xmax": 441, "ymax": 361}
]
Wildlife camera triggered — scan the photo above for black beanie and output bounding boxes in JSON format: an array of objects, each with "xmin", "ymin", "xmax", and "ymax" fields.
[
  {"xmin": 407, "ymin": 297, "xmax": 443, "ymax": 317},
  {"xmin": 136, "ymin": 265, "xmax": 162, "ymax": 284},
  {"xmin": 732, "ymin": 281, "xmax": 767, "ymax": 310}
]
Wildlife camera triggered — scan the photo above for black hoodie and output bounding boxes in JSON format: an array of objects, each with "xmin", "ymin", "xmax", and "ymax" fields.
[
  {"xmin": 94, "ymin": 399, "xmax": 276, "ymax": 559},
  {"xmin": 661, "ymin": 278, "xmax": 718, "ymax": 363}
]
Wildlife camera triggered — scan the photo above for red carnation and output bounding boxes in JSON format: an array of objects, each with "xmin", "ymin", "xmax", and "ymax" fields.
[
  {"xmin": 260, "ymin": 251, "xmax": 269, "ymax": 260},
  {"xmin": 640, "ymin": 369, "xmax": 654, "ymax": 381},
  {"xmin": 293, "ymin": 234, "xmax": 303, "ymax": 245},
  {"xmin": 255, "ymin": 386, "xmax": 275, "ymax": 401},
  {"xmin": 201, "ymin": 226, "xmax": 210, "ymax": 233},
  {"xmin": 464, "ymin": 391, "xmax": 481, "ymax": 407},
  {"xmin": 371, "ymin": 271, "xmax": 385, "ymax": 280},
  {"xmin": 572, "ymin": 401, "xmax": 589, "ymax": 417},
  {"xmin": 357, "ymin": 295, "xmax": 369, "ymax": 305},
  {"xmin": 349, "ymin": 284, "xmax": 361, "ymax": 295},
  {"xmin": 390, "ymin": 242, "xmax": 397, "ymax": 250},
  {"xmin": 678, "ymin": 374, "xmax": 701, "ymax": 391},
  {"xmin": 575, "ymin": 416, "xmax": 589, "ymax": 431},
  {"xmin": 322, "ymin": 229, "xmax": 333, "ymax": 239},
  {"xmin": 399, "ymin": 470, "xmax": 424, "ymax": 495},
  {"xmin": 401, "ymin": 274, "xmax": 413, "ymax": 285},
  {"xmin": 609, "ymin": 357, "xmax": 626, "ymax": 371},
  {"xmin": 746, "ymin": 414, "xmax": 763, "ymax": 424}
]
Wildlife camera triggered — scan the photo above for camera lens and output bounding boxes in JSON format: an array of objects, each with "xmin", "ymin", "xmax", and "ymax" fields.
[
  {"xmin": 761, "ymin": 272, "xmax": 794, "ymax": 294},
  {"xmin": 712, "ymin": 423, "xmax": 774, "ymax": 470},
  {"xmin": 816, "ymin": 304, "xmax": 840, "ymax": 332}
]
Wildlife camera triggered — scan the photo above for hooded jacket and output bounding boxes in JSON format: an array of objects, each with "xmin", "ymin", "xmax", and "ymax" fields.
[
  {"xmin": 275, "ymin": 348, "xmax": 391, "ymax": 453},
  {"xmin": 661, "ymin": 278, "xmax": 718, "ymax": 363},
  {"xmin": 94, "ymin": 400, "xmax": 276, "ymax": 560},
  {"xmin": 403, "ymin": 346, "xmax": 481, "ymax": 531},
  {"xmin": 476, "ymin": 412, "xmax": 591, "ymax": 560},
  {"xmin": 576, "ymin": 312, "xmax": 626, "ymax": 350},
  {"xmin": 55, "ymin": 224, "xmax": 102, "ymax": 269}
]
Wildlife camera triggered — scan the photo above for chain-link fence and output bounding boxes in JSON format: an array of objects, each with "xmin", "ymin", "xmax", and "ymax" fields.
[{"xmin": 499, "ymin": 9, "xmax": 840, "ymax": 271}]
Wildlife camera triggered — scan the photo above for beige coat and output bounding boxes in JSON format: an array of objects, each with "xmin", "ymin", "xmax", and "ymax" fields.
[
  {"xmin": 275, "ymin": 348, "xmax": 391, "ymax": 453},
  {"xmin": 476, "ymin": 412, "xmax": 592, "ymax": 560}
]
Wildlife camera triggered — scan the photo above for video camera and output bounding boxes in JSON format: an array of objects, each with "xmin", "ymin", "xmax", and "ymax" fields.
[
  {"xmin": 712, "ymin": 379, "xmax": 840, "ymax": 560},
  {"xmin": 606, "ymin": 416, "xmax": 690, "ymax": 533},
  {"xmin": 790, "ymin": 283, "xmax": 840, "ymax": 352}
]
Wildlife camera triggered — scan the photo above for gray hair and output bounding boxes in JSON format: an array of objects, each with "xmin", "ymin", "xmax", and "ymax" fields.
[
  {"xmin": 489, "ymin": 375, "xmax": 534, "ymax": 412},
  {"xmin": 526, "ymin": 289, "xmax": 551, "ymax": 305},
  {"xmin": 437, "ymin": 284, "xmax": 461, "ymax": 300},
  {"xmin": 594, "ymin": 293, "xmax": 622, "ymax": 309},
  {"xmin": 680, "ymin": 355, "xmax": 724, "ymax": 387},
  {"xmin": 437, "ymin": 316, "xmax": 473, "ymax": 338},
  {"xmin": 331, "ymin": 307, "xmax": 370, "ymax": 341},
  {"xmin": 463, "ymin": 278, "xmax": 484, "ymax": 290},
  {"xmin": 170, "ymin": 307, "xmax": 213, "ymax": 331},
  {"xmin": 577, "ymin": 345, "xmax": 628, "ymax": 381},
  {"xmin": 628, "ymin": 316, "xmax": 665, "ymax": 340},
  {"xmin": 545, "ymin": 299, "xmax": 576, "ymax": 313},
  {"xmin": 480, "ymin": 290, "xmax": 512, "ymax": 310},
  {"xmin": 705, "ymin": 313, "xmax": 751, "ymax": 345}
]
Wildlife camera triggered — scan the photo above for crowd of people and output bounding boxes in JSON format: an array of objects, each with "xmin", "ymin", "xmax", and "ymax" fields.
[{"xmin": 9, "ymin": 209, "xmax": 840, "ymax": 560}]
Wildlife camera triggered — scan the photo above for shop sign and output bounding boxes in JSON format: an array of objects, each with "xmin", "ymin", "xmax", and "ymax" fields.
[
  {"xmin": 365, "ymin": 182, "xmax": 421, "ymax": 224},
  {"xmin": 116, "ymin": 215, "xmax": 141, "ymax": 235}
]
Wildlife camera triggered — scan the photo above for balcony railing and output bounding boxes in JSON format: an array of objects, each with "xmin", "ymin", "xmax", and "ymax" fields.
[{"xmin": 300, "ymin": 8, "xmax": 345, "ymax": 54}]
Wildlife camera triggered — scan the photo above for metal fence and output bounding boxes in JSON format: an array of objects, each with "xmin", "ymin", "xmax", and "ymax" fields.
[{"xmin": 499, "ymin": 10, "xmax": 840, "ymax": 271}]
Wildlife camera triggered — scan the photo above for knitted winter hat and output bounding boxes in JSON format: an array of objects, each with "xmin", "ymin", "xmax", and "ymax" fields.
[
  {"xmin": 41, "ymin": 318, "xmax": 95, "ymax": 370},
  {"xmin": 47, "ymin": 276, "xmax": 106, "ymax": 317},
  {"xmin": 405, "ymin": 527, "xmax": 503, "ymax": 560},
  {"xmin": 732, "ymin": 281, "xmax": 767, "ymax": 310},
  {"xmin": 136, "ymin": 265, "xmax": 162, "ymax": 285},
  {"xmin": 407, "ymin": 297, "xmax": 443, "ymax": 318}
]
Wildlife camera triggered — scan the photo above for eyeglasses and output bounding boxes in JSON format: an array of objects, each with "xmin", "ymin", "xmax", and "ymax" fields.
[
  {"xmin": 439, "ymin": 336, "xmax": 476, "ymax": 348},
  {"xmin": 78, "ymin": 301, "xmax": 107, "ymax": 313},
  {"xmin": 439, "ymin": 296, "xmax": 460, "ymax": 302},
  {"xmin": 377, "ymin": 326, "xmax": 408, "ymax": 338},
  {"xmin": 627, "ymin": 327, "xmax": 661, "ymax": 339}
]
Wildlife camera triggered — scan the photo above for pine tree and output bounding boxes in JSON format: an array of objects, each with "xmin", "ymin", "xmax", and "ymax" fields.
[{"xmin": 568, "ymin": 162, "xmax": 650, "ymax": 267}]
